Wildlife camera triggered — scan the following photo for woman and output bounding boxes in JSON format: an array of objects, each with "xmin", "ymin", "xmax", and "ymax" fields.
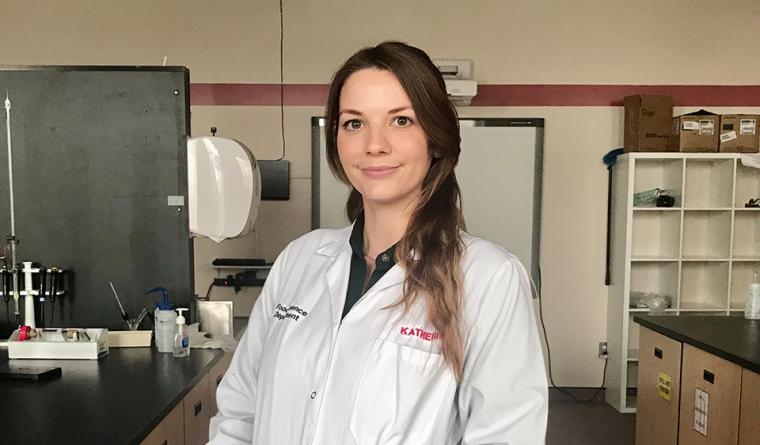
[{"xmin": 210, "ymin": 41, "xmax": 547, "ymax": 445}]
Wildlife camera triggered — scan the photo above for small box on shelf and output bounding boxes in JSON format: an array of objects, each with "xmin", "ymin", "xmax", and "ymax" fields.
[{"xmin": 672, "ymin": 111, "xmax": 720, "ymax": 153}]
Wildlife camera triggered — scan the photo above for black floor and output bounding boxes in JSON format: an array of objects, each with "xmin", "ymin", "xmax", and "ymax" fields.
[{"xmin": 547, "ymin": 388, "xmax": 635, "ymax": 445}]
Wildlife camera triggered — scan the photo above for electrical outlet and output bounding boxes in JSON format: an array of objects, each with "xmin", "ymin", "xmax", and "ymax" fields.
[{"xmin": 598, "ymin": 341, "xmax": 608, "ymax": 358}]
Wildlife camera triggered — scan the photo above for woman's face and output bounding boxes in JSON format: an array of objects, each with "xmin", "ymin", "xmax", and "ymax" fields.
[{"xmin": 337, "ymin": 68, "xmax": 431, "ymax": 212}]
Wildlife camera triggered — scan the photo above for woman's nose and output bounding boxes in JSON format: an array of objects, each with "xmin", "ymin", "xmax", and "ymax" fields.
[{"xmin": 365, "ymin": 127, "xmax": 389, "ymax": 155}]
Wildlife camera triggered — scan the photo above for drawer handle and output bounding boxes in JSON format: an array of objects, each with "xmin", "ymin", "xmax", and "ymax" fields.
[
  {"xmin": 194, "ymin": 400, "xmax": 203, "ymax": 416},
  {"xmin": 703, "ymin": 370, "xmax": 715, "ymax": 384},
  {"xmin": 217, "ymin": 374, "xmax": 223, "ymax": 386},
  {"xmin": 654, "ymin": 348, "xmax": 663, "ymax": 359}
]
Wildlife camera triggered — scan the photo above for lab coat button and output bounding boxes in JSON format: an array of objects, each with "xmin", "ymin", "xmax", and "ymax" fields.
[
  {"xmin": 310, "ymin": 391, "xmax": 317, "ymax": 399},
  {"xmin": 381, "ymin": 253, "xmax": 390, "ymax": 263}
]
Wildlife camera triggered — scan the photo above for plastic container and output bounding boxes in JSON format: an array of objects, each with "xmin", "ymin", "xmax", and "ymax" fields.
[
  {"xmin": 147, "ymin": 287, "xmax": 176, "ymax": 353},
  {"xmin": 745, "ymin": 272, "xmax": 760, "ymax": 320},
  {"xmin": 173, "ymin": 308, "xmax": 190, "ymax": 358}
]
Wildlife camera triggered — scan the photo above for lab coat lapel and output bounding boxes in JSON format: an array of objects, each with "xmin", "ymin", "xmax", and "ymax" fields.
[{"xmin": 317, "ymin": 227, "xmax": 353, "ymax": 324}]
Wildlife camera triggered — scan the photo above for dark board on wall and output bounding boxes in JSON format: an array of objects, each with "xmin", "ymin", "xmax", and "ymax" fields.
[{"xmin": 0, "ymin": 67, "xmax": 192, "ymax": 336}]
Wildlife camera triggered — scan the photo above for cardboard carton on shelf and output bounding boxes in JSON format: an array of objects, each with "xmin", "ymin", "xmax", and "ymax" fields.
[
  {"xmin": 624, "ymin": 95, "xmax": 674, "ymax": 152},
  {"xmin": 672, "ymin": 110, "xmax": 719, "ymax": 152},
  {"xmin": 719, "ymin": 114, "xmax": 759, "ymax": 153}
]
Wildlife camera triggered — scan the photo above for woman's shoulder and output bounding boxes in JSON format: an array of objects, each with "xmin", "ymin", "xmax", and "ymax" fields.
[
  {"xmin": 459, "ymin": 232, "xmax": 521, "ymax": 273},
  {"xmin": 277, "ymin": 226, "xmax": 353, "ymax": 262}
]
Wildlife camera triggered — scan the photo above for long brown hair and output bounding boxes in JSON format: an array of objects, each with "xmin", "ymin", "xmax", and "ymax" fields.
[{"xmin": 324, "ymin": 41, "xmax": 466, "ymax": 381}]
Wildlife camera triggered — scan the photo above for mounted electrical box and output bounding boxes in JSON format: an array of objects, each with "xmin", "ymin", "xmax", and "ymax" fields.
[{"xmin": 433, "ymin": 59, "xmax": 478, "ymax": 106}]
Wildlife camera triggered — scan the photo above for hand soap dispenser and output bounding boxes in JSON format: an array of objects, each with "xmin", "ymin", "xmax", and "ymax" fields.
[{"xmin": 173, "ymin": 308, "xmax": 190, "ymax": 357}]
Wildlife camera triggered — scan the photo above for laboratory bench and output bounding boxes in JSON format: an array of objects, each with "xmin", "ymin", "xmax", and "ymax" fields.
[
  {"xmin": 0, "ymin": 317, "xmax": 248, "ymax": 445},
  {"xmin": 633, "ymin": 314, "xmax": 760, "ymax": 445}
]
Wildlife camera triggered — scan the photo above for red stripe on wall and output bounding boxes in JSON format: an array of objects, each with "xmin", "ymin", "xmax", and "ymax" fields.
[{"xmin": 190, "ymin": 83, "xmax": 760, "ymax": 107}]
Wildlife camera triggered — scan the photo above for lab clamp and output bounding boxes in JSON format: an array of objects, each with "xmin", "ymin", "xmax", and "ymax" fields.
[{"xmin": 0, "ymin": 261, "xmax": 67, "ymax": 327}]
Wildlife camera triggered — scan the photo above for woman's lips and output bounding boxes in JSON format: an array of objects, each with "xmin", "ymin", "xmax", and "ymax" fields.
[{"xmin": 361, "ymin": 166, "xmax": 398, "ymax": 178}]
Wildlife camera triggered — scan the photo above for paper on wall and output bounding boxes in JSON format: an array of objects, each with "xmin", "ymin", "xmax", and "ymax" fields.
[
  {"xmin": 694, "ymin": 388, "xmax": 708, "ymax": 436},
  {"xmin": 720, "ymin": 131, "xmax": 738, "ymax": 143}
]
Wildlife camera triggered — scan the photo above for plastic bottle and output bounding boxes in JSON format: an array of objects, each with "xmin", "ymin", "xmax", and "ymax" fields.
[
  {"xmin": 173, "ymin": 308, "xmax": 190, "ymax": 358},
  {"xmin": 147, "ymin": 287, "xmax": 176, "ymax": 352},
  {"xmin": 746, "ymin": 272, "xmax": 760, "ymax": 320}
]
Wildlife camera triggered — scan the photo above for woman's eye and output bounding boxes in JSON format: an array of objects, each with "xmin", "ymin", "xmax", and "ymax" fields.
[
  {"xmin": 341, "ymin": 119, "xmax": 363, "ymax": 130},
  {"xmin": 393, "ymin": 116, "xmax": 414, "ymax": 127}
]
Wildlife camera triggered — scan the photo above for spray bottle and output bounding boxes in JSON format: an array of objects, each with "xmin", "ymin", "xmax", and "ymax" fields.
[
  {"xmin": 147, "ymin": 287, "xmax": 176, "ymax": 352},
  {"xmin": 173, "ymin": 308, "xmax": 190, "ymax": 357},
  {"xmin": 746, "ymin": 272, "xmax": 760, "ymax": 320}
]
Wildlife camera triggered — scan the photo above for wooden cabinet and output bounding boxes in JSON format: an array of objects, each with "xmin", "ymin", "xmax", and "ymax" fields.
[
  {"xmin": 739, "ymin": 369, "xmax": 760, "ymax": 445},
  {"xmin": 140, "ymin": 402, "xmax": 184, "ymax": 445},
  {"xmin": 183, "ymin": 375, "xmax": 211, "ymax": 445},
  {"xmin": 636, "ymin": 327, "xmax": 682, "ymax": 445},
  {"xmin": 678, "ymin": 344, "xmax": 742, "ymax": 445},
  {"xmin": 141, "ymin": 351, "xmax": 234, "ymax": 445}
]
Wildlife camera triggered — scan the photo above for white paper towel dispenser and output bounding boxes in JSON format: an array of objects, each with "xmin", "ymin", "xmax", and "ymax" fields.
[{"xmin": 187, "ymin": 136, "xmax": 261, "ymax": 243}]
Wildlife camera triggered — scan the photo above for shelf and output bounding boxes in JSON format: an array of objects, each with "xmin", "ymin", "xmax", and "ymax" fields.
[
  {"xmin": 735, "ymin": 208, "xmax": 760, "ymax": 211},
  {"xmin": 633, "ymin": 207, "xmax": 681, "ymax": 211},
  {"xmin": 681, "ymin": 257, "xmax": 730, "ymax": 262},
  {"xmin": 732, "ymin": 257, "xmax": 760, "ymax": 262},
  {"xmin": 735, "ymin": 163, "xmax": 760, "ymax": 208},
  {"xmin": 683, "ymin": 159, "xmax": 734, "ymax": 208},
  {"xmin": 733, "ymin": 212, "xmax": 760, "ymax": 258},
  {"xmin": 683, "ymin": 208, "xmax": 733, "ymax": 211},
  {"xmin": 632, "ymin": 212, "xmax": 681, "ymax": 258},
  {"xmin": 730, "ymin": 262, "xmax": 760, "ymax": 309},
  {"xmin": 633, "ymin": 158, "xmax": 684, "ymax": 207},
  {"xmin": 629, "ymin": 262, "xmax": 678, "ymax": 309},
  {"xmin": 631, "ymin": 257, "xmax": 679, "ymax": 262},
  {"xmin": 682, "ymin": 211, "xmax": 732, "ymax": 259},
  {"xmin": 680, "ymin": 262, "xmax": 729, "ymax": 309},
  {"xmin": 678, "ymin": 302, "xmax": 727, "ymax": 311}
]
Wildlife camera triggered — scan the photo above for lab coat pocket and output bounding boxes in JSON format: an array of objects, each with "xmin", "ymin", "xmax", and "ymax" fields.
[{"xmin": 349, "ymin": 339, "xmax": 456, "ymax": 445}]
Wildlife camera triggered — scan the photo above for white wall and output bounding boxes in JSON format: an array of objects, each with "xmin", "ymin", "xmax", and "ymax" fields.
[{"xmin": 2, "ymin": 0, "xmax": 759, "ymax": 386}]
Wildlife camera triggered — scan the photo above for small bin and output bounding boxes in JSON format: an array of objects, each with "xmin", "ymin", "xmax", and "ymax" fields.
[{"xmin": 108, "ymin": 330, "xmax": 152, "ymax": 348}]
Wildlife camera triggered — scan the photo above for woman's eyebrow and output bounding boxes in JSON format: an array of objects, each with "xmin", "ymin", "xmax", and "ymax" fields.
[
  {"xmin": 339, "ymin": 109, "xmax": 363, "ymax": 117},
  {"xmin": 339, "ymin": 106, "xmax": 413, "ymax": 117}
]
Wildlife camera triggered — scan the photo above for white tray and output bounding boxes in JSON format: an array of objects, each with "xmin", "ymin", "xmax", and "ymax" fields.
[{"xmin": 8, "ymin": 328, "xmax": 109, "ymax": 360}]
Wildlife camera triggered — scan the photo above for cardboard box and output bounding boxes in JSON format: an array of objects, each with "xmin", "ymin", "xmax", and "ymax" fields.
[
  {"xmin": 624, "ymin": 95, "xmax": 674, "ymax": 152},
  {"xmin": 719, "ymin": 114, "xmax": 759, "ymax": 153},
  {"xmin": 672, "ymin": 110, "xmax": 719, "ymax": 152}
]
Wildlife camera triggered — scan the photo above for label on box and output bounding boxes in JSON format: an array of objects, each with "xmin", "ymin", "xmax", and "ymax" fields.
[
  {"xmin": 720, "ymin": 131, "xmax": 738, "ymax": 143},
  {"xmin": 698, "ymin": 120, "xmax": 715, "ymax": 136},
  {"xmin": 740, "ymin": 119, "xmax": 757, "ymax": 135},
  {"xmin": 683, "ymin": 121, "xmax": 700, "ymax": 131},
  {"xmin": 694, "ymin": 388, "xmax": 708, "ymax": 436},
  {"xmin": 658, "ymin": 372, "xmax": 672, "ymax": 401}
]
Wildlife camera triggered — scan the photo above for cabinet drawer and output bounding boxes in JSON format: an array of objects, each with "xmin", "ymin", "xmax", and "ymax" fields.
[
  {"xmin": 209, "ymin": 351, "xmax": 234, "ymax": 417},
  {"xmin": 679, "ymin": 344, "xmax": 742, "ymax": 445},
  {"xmin": 739, "ymin": 368, "xmax": 760, "ymax": 445},
  {"xmin": 183, "ymin": 374, "xmax": 211, "ymax": 445},
  {"xmin": 635, "ymin": 327, "xmax": 682, "ymax": 445},
  {"xmin": 140, "ymin": 402, "xmax": 184, "ymax": 445}
]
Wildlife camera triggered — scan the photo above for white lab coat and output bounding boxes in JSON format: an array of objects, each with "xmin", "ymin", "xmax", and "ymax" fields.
[{"xmin": 209, "ymin": 226, "xmax": 548, "ymax": 445}]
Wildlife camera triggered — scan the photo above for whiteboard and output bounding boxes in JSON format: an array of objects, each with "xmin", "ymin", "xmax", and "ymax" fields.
[{"xmin": 310, "ymin": 118, "xmax": 544, "ymax": 283}]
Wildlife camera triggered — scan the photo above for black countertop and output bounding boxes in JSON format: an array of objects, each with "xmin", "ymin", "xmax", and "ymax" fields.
[
  {"xmin": 0, "ymin": 317, "xmax": 249, "ymax": 445},
  {"xmin": 634, "ymin": 314, "xmax": 760, "ymax": 374}
]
